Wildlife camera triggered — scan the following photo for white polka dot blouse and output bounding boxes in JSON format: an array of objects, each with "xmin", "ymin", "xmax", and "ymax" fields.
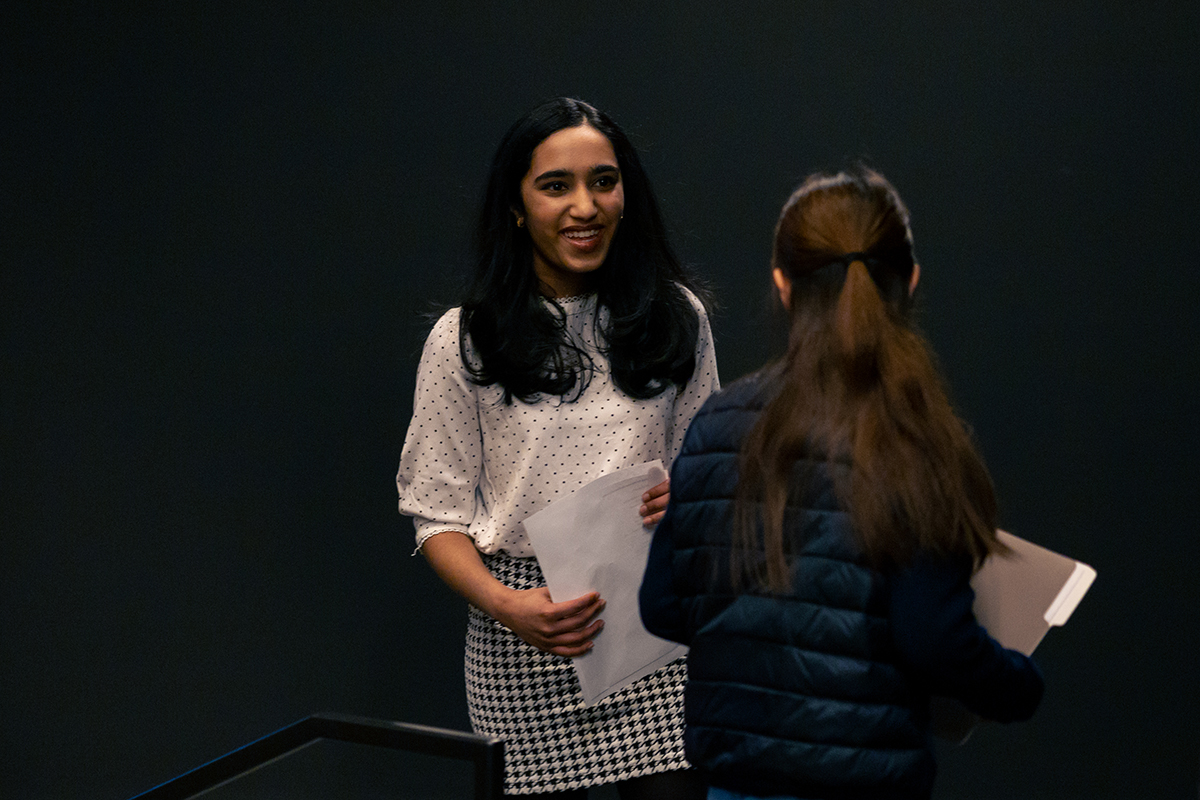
[{"xmin": 396, "ymin": 289, "xmax": 719, "ymax": 557}]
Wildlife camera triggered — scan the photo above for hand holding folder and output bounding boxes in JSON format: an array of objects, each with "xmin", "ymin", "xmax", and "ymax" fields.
[{"xmin": 933, "ymin": 530, "xmax": 1097, "ymax": 743}]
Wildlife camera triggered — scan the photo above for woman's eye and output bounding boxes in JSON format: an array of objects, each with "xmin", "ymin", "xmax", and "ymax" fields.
[
  {"xmin": 594, "ymin": 176, "xmax": 617, "ymax": 189},
  {"xmin": 541, "ymin": 181, "xmax": 568, "ymax": 193}
]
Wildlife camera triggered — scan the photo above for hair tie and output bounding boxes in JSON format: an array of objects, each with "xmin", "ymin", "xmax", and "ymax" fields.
[
  {"xmin": 814, "ymin": 251, "xmax": 909, "ymax": 305},
  {"xmin": 810, "ymin": 252, "xmax": 876, "ymax": 284}
]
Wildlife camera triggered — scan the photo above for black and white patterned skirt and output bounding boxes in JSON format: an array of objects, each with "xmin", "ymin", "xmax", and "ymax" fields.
[{"xmin": 465, "ymin": 551, "xmax": 690, "ymax": 795}]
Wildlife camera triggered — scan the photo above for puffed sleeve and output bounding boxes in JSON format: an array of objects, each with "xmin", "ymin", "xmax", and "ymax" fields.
[
  {"xmin": 667, "ymin": 288, "xmax": 720, "ymax": 463},
  {"xmin": 396, "ymin": 309, "xmax": 485, "ymax": 551}
]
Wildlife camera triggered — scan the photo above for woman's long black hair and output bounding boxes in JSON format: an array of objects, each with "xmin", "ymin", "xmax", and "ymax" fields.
[{"xmin": 460, "ymin": 97, "xmax": 707, "ymax": 404}]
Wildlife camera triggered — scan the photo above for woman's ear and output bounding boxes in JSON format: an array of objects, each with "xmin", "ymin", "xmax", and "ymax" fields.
[
  {"xmin": 511, "ymin": 207, "xmax": 525, "ymax": 228},
  {"xmin": 909, "ymin": 262, "xmax": 921, "ymax": 296},
  {"xmin": 772, "ymin": 267, "xmax": 792, "ymax": 310}
]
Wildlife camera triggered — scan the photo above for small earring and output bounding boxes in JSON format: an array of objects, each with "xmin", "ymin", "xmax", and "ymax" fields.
[{"xmin": 516, "ymin": 216, "xmax": 525, "ymax": 227}]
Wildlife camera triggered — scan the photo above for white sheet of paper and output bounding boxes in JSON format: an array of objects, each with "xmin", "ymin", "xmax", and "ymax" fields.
[{"xmin": 522, "ymin": 460, "xmax": 688, "ymax": 705}]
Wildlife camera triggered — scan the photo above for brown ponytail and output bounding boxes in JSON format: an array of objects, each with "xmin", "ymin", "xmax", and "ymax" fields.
[
  {"xmin": 835, "ymin": 260, "xmax": 888, "ymax": 392},
  {"xmin": 734, "ymin": 169, "xmax": 1002, "ymax": 591}
]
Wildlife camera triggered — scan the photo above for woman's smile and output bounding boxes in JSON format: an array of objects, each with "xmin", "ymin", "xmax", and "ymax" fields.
[{"xmin": 563, "ymin": 225, "xmax": 605, "ymax": 249}]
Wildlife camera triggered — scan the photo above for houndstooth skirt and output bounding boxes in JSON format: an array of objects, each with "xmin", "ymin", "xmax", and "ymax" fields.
[{"xmin": 465, "ymin": 551, "xmax": 690, "ymax": 795}]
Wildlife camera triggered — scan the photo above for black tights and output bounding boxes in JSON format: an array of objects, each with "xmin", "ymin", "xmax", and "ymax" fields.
[{"xmin": 532, "ymin": 769, "xmax": 706, "ymax": 800}]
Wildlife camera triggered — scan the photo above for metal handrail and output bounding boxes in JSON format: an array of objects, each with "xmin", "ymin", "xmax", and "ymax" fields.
[{"xmin": 128, "ymin": 713, "xmax": 504, "ymax": 800}]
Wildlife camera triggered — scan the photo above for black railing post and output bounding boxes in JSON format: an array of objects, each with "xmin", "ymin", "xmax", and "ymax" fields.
[
  {"xmin": 473, "ymin": 733, "xmax": 505, "ymax": 800},
  {"xmin": 128, "ymin": 714, "xmax": 503, "ymax": 800}
]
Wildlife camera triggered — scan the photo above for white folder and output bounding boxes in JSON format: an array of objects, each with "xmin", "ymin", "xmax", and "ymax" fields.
[{"xmin": 933, "ymin": 530, "xmax": 1096, "ymax": 743}]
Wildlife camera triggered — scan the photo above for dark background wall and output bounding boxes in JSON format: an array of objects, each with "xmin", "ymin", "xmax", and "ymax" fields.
[{"xmin": 4, "ymin": 3, "xmax": 1198, "ymax": 798}]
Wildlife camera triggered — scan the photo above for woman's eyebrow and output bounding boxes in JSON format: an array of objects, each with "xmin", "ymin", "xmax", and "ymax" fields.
[{"xmin": 532, "ymin": 164, "xmax": 619, "ymax": 183}]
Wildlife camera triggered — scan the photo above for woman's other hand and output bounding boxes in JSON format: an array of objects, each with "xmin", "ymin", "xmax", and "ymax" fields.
[
  {"xmin": 493, "ymin": 587, "xmax": 606, "ymax": 657},
  {"xmin": 421, "ymin": 531, "xmax": 604, "ymax": 657},
  {"xmin": 640, "ymin": 478, "xmax": 670, "ymax": 527}
]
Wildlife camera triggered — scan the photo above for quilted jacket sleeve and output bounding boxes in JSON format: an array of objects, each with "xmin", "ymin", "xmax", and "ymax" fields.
[
  {"xmin": 639, "ymin": 509, "xmax": 687, "ymax": 645},
  {"xmin": 889, "ymin": 555, "xmax": 1045, "ymax": 722}
]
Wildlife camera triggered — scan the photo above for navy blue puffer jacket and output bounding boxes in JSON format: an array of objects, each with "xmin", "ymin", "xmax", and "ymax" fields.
[{"xmin": 639, "ymin": 372, "xmax": 1043, "ymax": 799}]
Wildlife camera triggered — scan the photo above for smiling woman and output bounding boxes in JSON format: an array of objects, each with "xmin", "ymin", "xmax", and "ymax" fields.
[
  {"xmin": 517, "ymin": 124, "xmax": 625, "ymax": 298},
  {"xmin": 396, "ymin": 98, "xmax": 719, "ymax": 799}
]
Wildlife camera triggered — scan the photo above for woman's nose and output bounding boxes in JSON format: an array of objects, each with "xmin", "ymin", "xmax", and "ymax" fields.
[{"xmin": 568, "ymin": 187, "xmax": 598, "ymax": 218}]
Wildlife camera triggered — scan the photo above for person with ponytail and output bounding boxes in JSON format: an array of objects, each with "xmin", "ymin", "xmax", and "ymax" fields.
[
  {"xmin": 639, "ymin": 167, "xmax": 1042, "ymax": 800},
  {"xmin": 397, "ymin": 98, "xmax": 716, "ymax": 799}
]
